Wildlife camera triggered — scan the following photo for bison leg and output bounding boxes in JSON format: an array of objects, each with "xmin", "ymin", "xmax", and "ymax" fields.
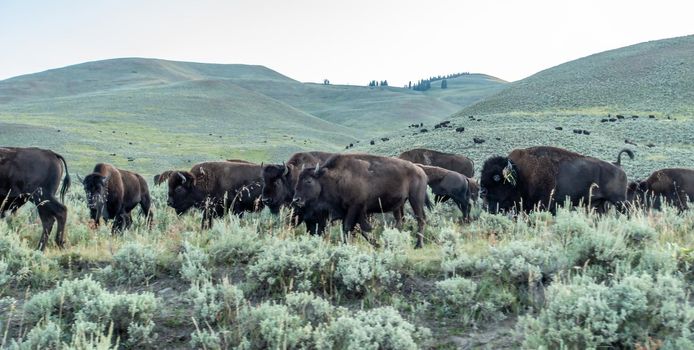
[
  {"xmin": 36, "ymin": 199, "xmax": 67, "ymax": 250},
  {"xmin": 408, "ymin": 196, "xmax": 427, "ymax": 249},
  {"xmin": 342, "ymin": 205, "xmax": 365, "ymax": 244},
  {"xmin": 392, "ymin": 206, "xmax": 404, "ymax": 230},
  {"xmin": 306, "ymin": 218, "xmax": 327, "ymax": 236}
]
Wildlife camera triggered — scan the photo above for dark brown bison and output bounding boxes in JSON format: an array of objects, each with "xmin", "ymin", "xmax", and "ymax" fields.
[
  {"xmin": 399, "ymin": 148, "xmax": 474, "ymax": 178},
  {"xmin": 261, "ymin": 151, "xmax": 346, "ymax": 235},
  {"xmin": 155, "ymin": 159, "xmax": 251, "ymax": 186},
  {"xmin": 480, "ymin": 146, "xmax": 629, "ymax": 214},
  {"xmin": 0, "ymin": 147, "xmax": 71, "ymax": 250},
  {"xmin": 293, "ymin": 154, "xmax": 429, "ymax": 248},
  {"xmin": 417, "ymin": 165, "xmax": 476, "ymax": 221},
  {"xmin": 78, "ymin": 163, "xmax": 152, "ymax": 233},
  {"xmin": 627, "ymin": 168, "xmax": 694, "ymax": 211},
  {"xmin": 168, "ymin": 161, "xmax": 264, "ymax": 229}
]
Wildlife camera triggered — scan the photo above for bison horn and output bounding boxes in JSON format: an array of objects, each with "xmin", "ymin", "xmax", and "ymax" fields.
[
  {"xmin": 177, "ymin": 172, "xmax": 187, "ymax": 184},
  {"xmin": 282, "ymin": 164, "xmax": 290, "ymax": 176},
  {"xmin": 76, "ymin": 173, "xmax": 84, "ymax": 184},
  {"xmin": 502, "ymin": 161, "xmax": 516, "ymax": 186},
  {"xmin": 260, "ymin": 162, "xmax": 264, "ymax": 168},
  {"xmin": 314, "ymin": 162, "xmax": 320, "ymax": 175}
]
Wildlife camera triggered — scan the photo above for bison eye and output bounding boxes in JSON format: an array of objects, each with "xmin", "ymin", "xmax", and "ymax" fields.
[{"xmin": 493, "ymin": 175, "xmax": 501, "ymax": 182}]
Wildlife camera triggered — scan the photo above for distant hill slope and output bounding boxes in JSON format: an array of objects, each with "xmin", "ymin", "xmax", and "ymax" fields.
[
  {"xmin": 0, "ymin": 58, "xmax": 506, "ymax": 173},
  {"xmin": 461, "ymin": 35, "xmax": 694, "ymax": 116}
]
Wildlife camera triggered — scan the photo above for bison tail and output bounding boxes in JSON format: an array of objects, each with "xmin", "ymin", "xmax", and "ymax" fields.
[
  {"xmin": 614, "ymin": 148, "xmax": 635, "ymax": 166},
  {"xmin": 425, "ymin": 194, "xmax": 433, "ymax": 210},
  {"xmin": 56, "ymin": 153, "xmax": 71, "ymax": 203}
]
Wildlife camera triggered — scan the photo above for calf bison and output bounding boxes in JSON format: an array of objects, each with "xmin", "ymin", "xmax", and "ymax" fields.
[
  {"xmin": 79, "ymin": 163, "xmax": 152, "ymax": 233},
  {"xmin": 0, "ymin": 147, "xmax": 71, "ymax": 250},
  {"xmin": 168, "ymin": 161, "xmax": 264, "ymax": 229},
  {"xmin": 417, "ymin": 165, "xmax": 476, "ymax": 221},
  {"xmin": 480, "ymin": 146, "xmax": 629, "ymax": 214},
  {"xmin": 399, "ymin": 148, "xmax": 474, "ymax": 177},
  {"xmin": 627, "ymin": 168, "xmax": 694, "ymax": 211},
  {"xmin": 293, "ymin": 154, "xmax": 429, "ymax": 248}
]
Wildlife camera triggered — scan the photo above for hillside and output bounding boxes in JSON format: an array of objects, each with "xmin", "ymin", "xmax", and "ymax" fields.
[
  {"xmin": 0, "ymin": 58, "xmax": 506, "ymax": 174},
  {"xmin": 461, "ymin": 35, "xmax": 694, "ymax": 116}
]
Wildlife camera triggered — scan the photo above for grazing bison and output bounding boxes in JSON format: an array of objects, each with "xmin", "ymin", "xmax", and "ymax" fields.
[
  {"xmin": 79, "ymin": 163, "xmax": 152, "ymax": 233},
  {"xmin": 293, "ymin": 154, "xmax": 429, "ymax": 248},
  {"xmin": 168, "ymin": 161, "xmax": 264, "ymax": 229},
  {"xmin": 0, "ymin": 147, "xmax": 71, "ymax": 250},
  {"xmin": 480, "ymin": 146, "xmax": 629, "ymax": 214},
  {"xmin": 261, "ymin": 151, "xmax": 371, "ymax": 235},
  {"xmin": 627, "ymin": 168, "xmax": 694, "ymax": 211},
  {"xmin": 417, "ymin": 165, "xmax": 476, "ymax": 221},
  {"xmin": 399, "ymin": 148, "xmax": 474, "ymax": 177}
]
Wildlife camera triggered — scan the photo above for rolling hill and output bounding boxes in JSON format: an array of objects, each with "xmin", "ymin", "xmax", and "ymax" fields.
[
  {"xmin": 460, "ymin": 34, "xmax": 694, "ymax": 116},
  {"xmin": 0, "ymin": 58, "xmax": 506, "ymax": 174},
  {"xmin": 357, "ymin": 35, "xmax": 694, "ymax": 180}
]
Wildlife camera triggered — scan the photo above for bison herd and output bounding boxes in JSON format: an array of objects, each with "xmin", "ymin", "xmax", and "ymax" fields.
[{"xmin": 2, "ymin": 145, "xmax": 694, "ymax": 252}]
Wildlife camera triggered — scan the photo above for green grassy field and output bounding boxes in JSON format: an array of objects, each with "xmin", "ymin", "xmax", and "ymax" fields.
[{"xmin": 0, "ymin": 58, "xmax": 506, "ymax": 175}]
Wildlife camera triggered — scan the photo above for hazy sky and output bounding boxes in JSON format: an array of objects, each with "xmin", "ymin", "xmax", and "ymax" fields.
[{"xmin": 1, "ymin": 0, "xmax": 692, "ymax": 85}]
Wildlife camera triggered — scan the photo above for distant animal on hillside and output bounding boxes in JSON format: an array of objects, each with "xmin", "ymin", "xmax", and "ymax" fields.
[
  {"xmin": 480, "ymin": 146, "xmax": 629, "ymax": 214},
  {"xmin": 0, "ymin": 147, "xmax": 71, "ymax": 250},
  {"xmin": 78, "ymin": 163, "xmax": 152, "ymax": 233},
  {"xmin": 167, "ymin": 161, "xmax": 264, "ymax": 229},
  {"xmin": 417, "ymin": 164, "xmax": 476, "ymax": 222},
  {"xmin": 473, "ymin": 137, "xmax": 485, "ymax": 144},
  {"xmin": 627, "ymin": 168, "xmax": 694, "ymax": 211},
  {"xmin": 293, "ymin": 154, "xmax": 429, "ymax": 248},
  {"xmin": 399, "ymin": 148, "xmax": 474, "ymax": 177}
]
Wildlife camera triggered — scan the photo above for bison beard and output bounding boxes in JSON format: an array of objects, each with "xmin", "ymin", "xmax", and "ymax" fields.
[
  {"xmin": 480, "ymin": 146, "xmax": 629, "ymax": 214},
  {"xmin": 292, "ymin": 154, "xmax": 429, "ymax": 248},
  {"xmin": 0, "ymin": 147, "xmax": 71, "ymax": 250}
]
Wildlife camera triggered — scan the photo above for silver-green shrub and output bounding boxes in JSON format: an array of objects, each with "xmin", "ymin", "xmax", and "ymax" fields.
[
  {"xmin": 180, "ymin": 241, "xmax": 210, "ymax": 284},
  {"xmin": 248, "ymin": 236, "xmax": 331, "ymax": 294},
  {"xmin": 0, "ymin": 230, "xmax": 57, "ymax": 288},
  {"xmin": 109, "ymin": 242, "xmax": 157, "ymax": 285},
  {"xmin": 520, "ymin": 273, "xmax": 694, "ymax": 349},
  {"xmin": 22, "ymin": 275, "xmax": 158, "ymax": 347},
  {"xmin": 207, "ymin": 221, "xmax": 264, "ymax": 265}
]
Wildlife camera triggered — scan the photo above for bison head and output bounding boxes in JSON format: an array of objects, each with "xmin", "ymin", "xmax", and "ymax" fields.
[
  {"xmin": 261, "ymin": 164, "xmax": 293, "ymax": 214},
  {"xmin": 467, "ymin": 178, "xmax": 480, "ymax": 202},
  {"xmin": 480, "ymin": 156, "xmax": 521, "ymax": 214},
  {"xmin": 167, "ymin": 171, "xmax": 198, "ymax": 215},
  {"xmin": 292, "ymin": 165, "xmax": 323, "ymax": 208},
  {"xmin": 626, "ymin": 180, "xmax": 649, "ymax": 206},
  {"xmin": 82, "ymin": 174, "xmax": 109, "ymax": 211}
]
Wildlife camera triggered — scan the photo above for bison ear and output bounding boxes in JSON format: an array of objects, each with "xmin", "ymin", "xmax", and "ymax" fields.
[{"xmin": 493, "ymin": 174, "xmax": 501, "ymax": 182}]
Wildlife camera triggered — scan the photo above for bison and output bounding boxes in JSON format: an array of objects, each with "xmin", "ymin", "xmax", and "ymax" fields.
[
  {"xmin": 627, "ymin": 168, "xmax": 694, "ymax": 211},
  {"xmin": 399, "ymin": 148, "xmax": 474, "ymax": 177},
  {"xmin": 480, "ymin": 146, "xmax": 629, "ymax": 214},
  {"xmin": 154, "ymin": 159, "xmax": 251, "ymax": 186},
  {"xmin": 417, "ymin": 165, "xmax": 476, "ymax": 221},
  {"xmin": 78, "ymin": 163, "xmax": 152, "ymax": 233},
  {"xmin": 168, "ymin": 161, "xmax": 264, "ymax": 229},
  {"xmin": 261, "ymin": 151, "xmax": 371, "ymax": 235},
  {"xmin": 292, "ymin": 154, "xmax": 429, "ymax": 248},
  {"xmin": 0, "ymin": 147, "xmax": 71, "ymax": 250}
]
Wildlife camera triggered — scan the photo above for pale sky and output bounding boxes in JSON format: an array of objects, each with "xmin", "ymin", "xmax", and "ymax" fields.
[{"xmin": 1, "ymin": 0, "xmax": 692, "ymax": 85}]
